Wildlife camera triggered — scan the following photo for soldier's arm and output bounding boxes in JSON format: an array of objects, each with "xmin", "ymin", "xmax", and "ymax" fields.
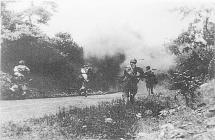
[
  {"xmin": 120, "ymin": 69, "xmax": 130, "ymax": 81},
  {"xmin": 137, "ymin": 67, "xmax": 145, "ymax": 79},
  {"xmin": 25, "ymin": 66, "xmax": 30, "ymax": 73},
  {"xmin": 13, "ymin": 66, "xmax": 19, "ymax": 73},
  {"xmin": 121, "ymin": 70, "xmax": 126, "ymax": 79}
]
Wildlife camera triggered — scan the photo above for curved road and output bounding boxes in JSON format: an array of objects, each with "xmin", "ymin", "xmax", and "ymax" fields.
[
  {"xmin": 0, "ymin": 82, "xmax": 149, "ymax": 124},
  {"xmin": 0, "ymin": 92, "xmax": 123, "ymax": 124}
]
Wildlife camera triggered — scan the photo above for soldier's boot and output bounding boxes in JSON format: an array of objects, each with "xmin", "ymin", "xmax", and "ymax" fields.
[
  {"xmin": 151, "ymin": 88, "xmax": 154, "ymax": 95},
  {"xmin": 85, "ymin": 90, "xmax": 88, "ymax": 97}
]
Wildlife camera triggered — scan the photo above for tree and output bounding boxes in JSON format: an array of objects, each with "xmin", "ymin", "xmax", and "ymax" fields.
[
  {"xmin": 168, "ymin": 4, "xmax": 215, "ymax": 107},
  {"xmin": 1, "ymin": 1, "xmax": 84, "ymax": 92},
  {"xmin": 168, "ymin": 4, "xmax": 215, "ymax": 78},
  {"xmin": 52, "ymin": 32, "xmax": 84, "ymax": 63},
  {"xmin": 1, "ymin": 0, "xmax": 56, "ymax": 41}
]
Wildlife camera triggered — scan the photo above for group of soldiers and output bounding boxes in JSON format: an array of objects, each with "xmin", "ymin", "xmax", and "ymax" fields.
[
  {"xmin": 10, "ymin": 59, "xmax": 158, "ymax": 102},
  {"xmin": 79, "ymin": 58, "xmax": 158, "ymax": 103},
  {"xmin": 120, "ymin": 58, "xmax": 157, "ymax": 103}
]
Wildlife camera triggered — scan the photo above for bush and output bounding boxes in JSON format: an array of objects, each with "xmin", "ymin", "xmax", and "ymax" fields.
[
  {"xmin": 0, "ymin": 71, "xmax": 13, "ymax": 99},
  {"xmin": 170, "ymin": 70, "xmax": 203, "ymax": 108},
  {"xmin": 1, "ymin": 98, "xmax": 169, "ymax": 139}
]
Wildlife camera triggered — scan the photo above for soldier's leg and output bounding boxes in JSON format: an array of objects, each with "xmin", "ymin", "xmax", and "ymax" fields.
[
  {"xmin": 130, "ymin": 87, "xmax": 138, "ymax": 104},
  {"xmin": 122, "ymin": 88, "xmax": 129, "ymax": 102},
  {"xmin": 146, "ymin": 84, "xmax": 150, "ymax": 96},
  {"xmin": 151, "ymin": 85, "xmax": 154, "ymax": 94},
  {"xmin": 149, "ymin": 85, "xmax": 152, "ymax": 95},
  {"xmin": 22, "ymin": 84, "xmax": 28, "ymax": 95},
  {"xmin": 80, "ymin": 81, "xmax": 86, "ymax": 96},
  {"xmin": 122, "ymin": 82, "xmax": 130, "ymax": 102}
]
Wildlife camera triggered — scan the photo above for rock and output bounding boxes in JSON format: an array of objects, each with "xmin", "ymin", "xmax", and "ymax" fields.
[
  {"xmin": 197, "ymin": 103, "xmax": 207, "ymax": 108},
  {"xmin": 136, "ymin": 113, "xmax": 142, "ymax": 118},
  {"xmin": 136, "ymin": 132, "xmax": 158, "ymax": 140},
  {"xmin": 96, "ymin": 90, "xmax": 103, "ymax": 94},
  {"xmin": 159, "ymin": 110, "xmax": 168, "ymax": 117},
  {"xmin": 160, "ymin": 123, "xmax": 175, "ymax": 130},
  {"xmin": 205, "ymin": 117, "xmax": 215, "ymax": 128},
  {"xmin": 168, "ymin": 109, "xmax": 176, "ymax": 115},
  {"xmin": 9, "ymin": 84, "xmax": 19, "ymax": 92},
  {"xmin": 193, "ymin": 128, "xmax": 215, "ymax": 140},
  {"xmin": 168, "ymin": 129, "xmax": 187, "ymax": 139},
  {"xmin": 204, "ymin": 110, "xmax": 215, "ymax": 118},
  {"xmin": 82, "ymin": 125, "xmax": 87, "ymax": 128},
  {"xmin": 178, "ymin": 122, "xmax": 193, "ymax": 129},
  {"xmin": 198, "ymin": 80, "xmax": 215, "ymax": 105},
  {"xmin": 105, "ymin": 118, "xmax": 113, "ymax": 123},
  {"xmin": 208, "ymin": 106, "xmax": 215, "ymax": 113},
  {"xmin": 145, "ymin": 110, "xmax": 153, "ymax": 115},
  {"xmin": 158, "ymin": 123, "xmax": 175, "ymax": 139},
  {"xmin": 159, "ymin": 123, "xmax": 188, "ymax": 139}
]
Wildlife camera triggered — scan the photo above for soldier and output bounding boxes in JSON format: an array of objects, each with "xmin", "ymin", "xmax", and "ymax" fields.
[
  {"xmin": 79, "ymin": 64, "xmax": 93, "ymax": 97},
  {"xmin": 144, "ymin": 66, "xmax": 157, "ymax": 96},
  {"xmin": 12, "ymin": 60, "xmax": 31, "ymax": 95},
  {"xmin": 121, "ymin": 58, "xmax": 144, "ymax": 103}
]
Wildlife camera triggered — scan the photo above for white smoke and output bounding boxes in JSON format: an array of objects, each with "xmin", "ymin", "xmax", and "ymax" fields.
[
  {"xmin": 84, "ymin": 25, "xmax": 176, "ymax": 71},
  {"xmin": 40, "ymin": 0, "xmax": 213, "ymax": 71}
]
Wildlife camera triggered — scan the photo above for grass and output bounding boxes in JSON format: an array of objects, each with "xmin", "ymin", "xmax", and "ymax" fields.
[
  {"xmin": 1, "ymin": 80, "xmax": 214, "ymax": 139},
  {"xmin": 1, "ymin": 82, "xmax": 212, "ymax": 140},
  {"xmin": 1, "ymin": 96, "xmax": 170, "ymax": 140}
]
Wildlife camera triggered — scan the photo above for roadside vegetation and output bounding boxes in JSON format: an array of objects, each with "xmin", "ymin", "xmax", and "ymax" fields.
[
  {"xmin": 1, "ymin": 80, "xmax": 214, "ymax": 139},
  {"xmin": 0, "ymin": 94, "xmax": 171, "ymax": 139}
]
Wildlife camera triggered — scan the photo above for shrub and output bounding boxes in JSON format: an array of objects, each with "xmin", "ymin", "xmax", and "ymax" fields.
[
  {"xmin": 170, "ymin": 70, "xmax": 203, "ymax": 108},
  {"xmin": 1, "ymin": 98, "xmax": 169, "ymax": 139}
]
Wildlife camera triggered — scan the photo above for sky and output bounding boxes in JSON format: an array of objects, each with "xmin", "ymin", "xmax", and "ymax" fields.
[{"xmin": 7, "ymin": 0, "xmax": 215, "ymax": 70}]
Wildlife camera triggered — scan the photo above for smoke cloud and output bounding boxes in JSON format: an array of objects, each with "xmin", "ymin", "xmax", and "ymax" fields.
[
  {"xmin": 12, "ymin": 0, "xmax": 213, "ymax": 71},
  {"xmin": 84, "ymin": 25, "xmax": 176, "ymax": 71},
  {"xmin": 40, "ymin": 0, "xmax": 212, "ymax": 71}
]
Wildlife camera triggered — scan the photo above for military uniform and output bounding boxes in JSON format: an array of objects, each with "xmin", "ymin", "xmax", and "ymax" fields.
[
  {"xmin": 12, "ymin": 60, "xmax": 30, "ymax": 94},
  {"xmin": 121, "ymin": 59, "xmax": 144, "ymax": 103},
  {"xmin": 145, "ymin": 66, "xmax": 157, "ymax": 95},
  {"xmin": 79, "ymin": 65, "xmax": 93, "ymax": 96}
]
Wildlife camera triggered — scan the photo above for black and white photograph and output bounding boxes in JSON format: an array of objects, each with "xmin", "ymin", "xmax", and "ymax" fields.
[{"xmin": 0, "ymin": 0, "xmax": 215, "ymax": 139}]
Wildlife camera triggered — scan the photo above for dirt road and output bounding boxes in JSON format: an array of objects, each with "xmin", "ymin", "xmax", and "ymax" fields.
[
  {"xmin": 0, "ymin": 82, "xmax": 149, "ymax": 124},
  {"xmin": 0, "ymin": 93, "xmax": 123, "ymax": 124}
]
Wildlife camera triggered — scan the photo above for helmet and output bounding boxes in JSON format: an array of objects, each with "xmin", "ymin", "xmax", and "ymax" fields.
[
  {"xmin": 130, "ymin": 58, "xmax": 137, "ymax": 64},
  {"xmin": 146, "ymin": 66, "xmax": 150, "ymax": 70},
  {"xmin": 19, "ymin": 60, "xmax": 25, "ymax": 65},
  {"xmin": 83, "ymin": 64, "xmax": 89, "ymax": 68}
]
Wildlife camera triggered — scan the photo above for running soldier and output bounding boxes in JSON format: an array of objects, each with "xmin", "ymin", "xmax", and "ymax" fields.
[
  {"xmin": 144, "ymin": 66, "xmax": 157, "ymax": 95},
  {"xmin": 79, "ymin": 64, "xmax": 93, "ymax": 97},
  {"xmin": 121, "ymin": 59, "xmax": 144, "ymax": 103},
  {"xmin": 12, "ymin": 60, "xmax": 31, "ymax": 95}
]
